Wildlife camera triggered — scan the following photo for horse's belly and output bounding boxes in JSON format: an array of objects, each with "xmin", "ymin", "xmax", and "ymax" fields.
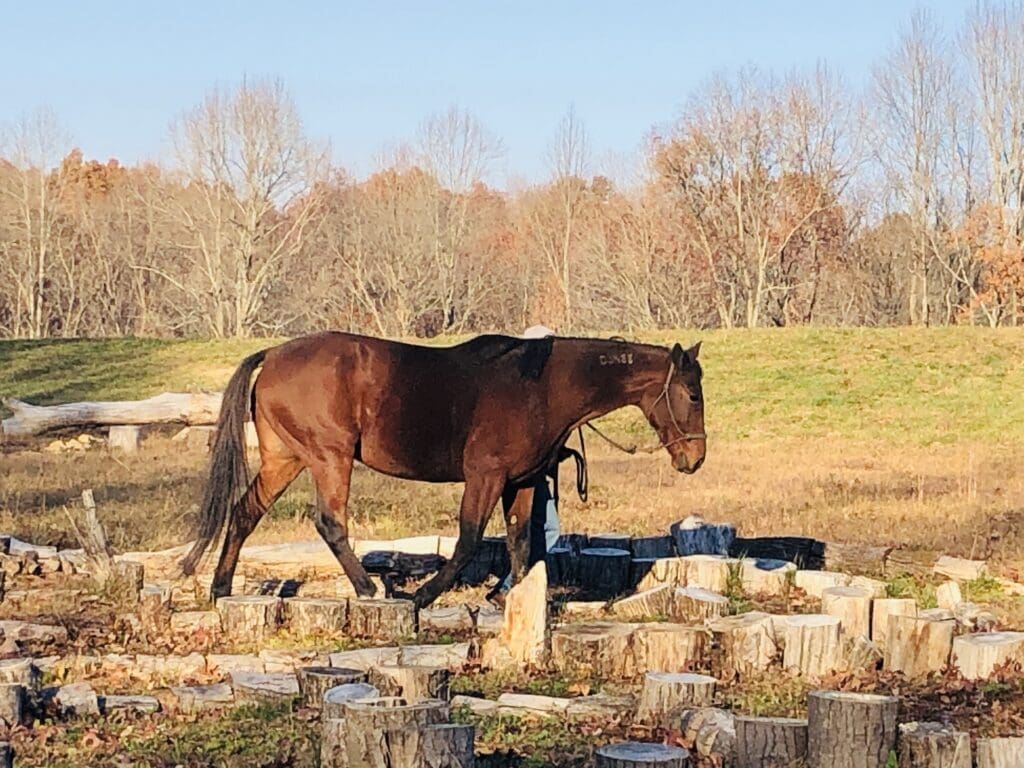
[{"xmin": 357, "ymin": 439, "xmax": 464, "ymax": 484}]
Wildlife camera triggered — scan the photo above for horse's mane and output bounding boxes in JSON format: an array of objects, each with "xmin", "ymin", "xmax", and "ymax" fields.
[{"xmin": 454, "ymin": 334, "xmax": 554, "ymax": 380}]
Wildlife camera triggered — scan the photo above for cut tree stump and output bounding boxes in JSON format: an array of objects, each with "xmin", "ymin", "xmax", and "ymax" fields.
[
  {"xmin": 551, "ymin": 622, "xmax": 636, "ymax": 679},
  {"xmin": 976, "ymin": 737, "xmax": 1024, "ymax": 768},
  {"xmin": 216, "ymin": 595, "xmax": 283, "ymax": 640},
  {"xmin": 578, "ymin": 548, "xmax": 631, "ymax": 598},
  {"xmin": 612, "ymin": 586, "xmax": 673, "ymax": 620},
  {"xmin": 807, "ymin": 691, "xmax": 898, "ymax": 768},
  {"xmin": 935, "ymin": 581, "xmax": 962, "ymax": 610},
  {"xmin": 951, "ymin": 632, "xmax": 1024, "ymax": 680},
  {"xmin": 107, "ymin": 425, "xmax": 142, "ymax": 452},
  {"xmin": 683, "ymin": 555, "xmax": 735, "ymax": 593},
  {"xmin": 545, "ymin": 546, "xmax": 576, "ymax": 587},
  {"xmin": 635, "ymin": 557, "xmax": 689, "ymax": 592},
  {"xmin": 385, "ymin": 723, "xmax": 475, "ymax": 768},
  {"xmin": 457, "ymin": 536, "xmax": 508, "ymax": 586},
  {"xmin": 283, "ymin": 597, "xmax": 348, "ymax": 636},
  {"xmin": 632, "ymin": 623, "xmax": 708, "ymax": 673},
  {"xmin": 0, "ymin": 684, "xmax": 24, "ymax": 726},
  {"xmin": 933, "ymin": 556, "xmax": 987, "ymax": 581},
  {"xmin": 870, "ymin": 598, "xmax": 917, "ymax": 652},
  {"xmin": 498, "ymin": 561, "xmax": 549, "ymax": 667},
  {"xmin": 709, "ymin": 612, "xmax": 778, "ymax": 675},
  {"xmin": 111, "ymin": 560, "xmax": 145, "ymax": 605},
  {"xmin": 341, "ymin": 697, "xmax": 449, "ymax": 768},
  {"xmin": 735, "ymin": 715, "xmax": 807, "ymax": 768},
  {"xmin": 679, "ymin": 707, "xmax": 736, "ymax": 763},
  {"xmin": 323, "ymin": 684, "xmax": 381, "ymax": 718},
  {"xmin": 321, "ymin": 684, "xmax": 380, "ymax": 768},
  {"xmin": 884, "ymin": 614, "xmax": 954, "ymax": 677},
  {"xmin": 68, "ymin": 489, "xmax": 114, "ymax": 584},
  {"xmin": 821, "ymin": 586, "xmax": 872, "ymax": 639},
  {"xmin": 368, "ymin": 665, "xmax": 451, "ymax": 702},
  {"xmin": 897, "ymin": 721, "xmax": 971, "ymax": 768},
  {"xmin": 740, "ymin": 559, "xmax": 796, "ymax": 597},
  {"xmin": 671, "ymin": 520, "xmax": 736, "ymax": 556},
  {"xmin": 138, "ymin": 584, "xmax": 172, "ymax": 635},
  {"xmin": 0, "ymin": 744, "xmax": 11, "ymax": 768},
  {"xmin": 348, "ymin": 598, "xmax": 416, "ymax": 640},
  {"xmin": 631, "ymin": 535, "xmax": 675, "ymax": 559},
  {"xmin": 637, "ymin": 672, "xmax": 716, "ymax": 727},
  {"xmin": 595, "ymin": 742, "xmax": 691, "ymax": 767},
  {"xmin": 782, "ymin": 615, "xmax": 843, "ymax": 678},
  {"xmin": 297, "ymin": 667, "xmax": 365, "ymax": 709},
  {"xmin": 794, "ymin": 570, "xmax": 852, "ymax": 599},
  {"xmin": 231, "ymin": 672, "xmax": 300, "ymax": 707},
  {"xmin": 672, "ymin": 587, "xmax": 728, "ymax": 623}
]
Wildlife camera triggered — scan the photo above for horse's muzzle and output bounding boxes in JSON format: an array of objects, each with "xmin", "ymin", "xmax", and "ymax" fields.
[{"xmin": 675, "ymin": 455, "xmax": 704, "ymax": 474}]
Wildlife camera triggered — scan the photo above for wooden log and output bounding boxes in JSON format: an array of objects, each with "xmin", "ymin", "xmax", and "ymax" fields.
[
  {"xmin": 341, "ymin": 697, "xmax": 449, "ymax": 768},
  {"xmin": 897, "ymin": 721, "xmax": 971, "ymax": 768},
  {"xmin": 590, "ymin": 533, "xmax": 632, "ymax": 551},
  {"xmin": 612, "ymin": 586, "xmax": 673, "ymax": 620},
  {"xmin": 794, "ymin": 570, "xmax": 851, "ymax": 599},
  {"xmin": 730, "ymin": 536, "xmax": 826, "ymax": 570},
  {"xmin": 368, "ymin": 665, "xmax": 451, "ymax": 702},
  {"xmin": 283, "ymin": 597, "xmax": 348, "ymax": 636},
  {"xmin": 384, "ymin": 723, "xmax": 475, "ymax": 768},
  {"xmin": 933, "ymin": 556, "xmax": 987, "ymax": 581},
  {"xmin": 679, "ymin": 707, "xmax": 736, "ymax": 763},
  {"xmin": 348, "ymin": 598, "xmax": 416, "ymax": 640},
  {"xmin": 740, "ymin": 559, "xmax": 796, "ymax": 597},
  {"xmin": 630, "ymin": 558, "xmax": 657, "ymax": 589},
  {"xmin": 884, "ymin": 614, "xmax": 954, "ymax": 677},
  {"xmin": 545, "ymin": 546, "xmax": 576, "ymax": 587},
  {"xmin": 845, "ymin": 635, "xmax": 883, "ymax": 671},
  {"xmin": 631, "ymin": 535, "xmax": 675, "ymax": 559},
  {"xmin": 555, "ymin": 533, "xmax": 590, "ymax": 555},
  {"xmin": 324, "ymin": 683, "xmax": 381, "ymax": 718},
  {"xmin": 551, "ymin": 621, "xmax": 635, "ymax": 679},
  {"xmin": 735, "ymin": 715, "xmax": 807, "ymax": 768},
  {"xmin": 0, "ymin": 684, "xmax": 24, "ymax": 726},
  {"xmin": 683, "ymin": 555, "xmax": 735, "ymax": 592},
  {"xmin": 321, "ymin": 684, "xmax": 380, "ymax": 768},
  {"xmin": 111, "ymin": 560, "xmax": 145, "ymax": 605},
  {"xmin": 632, "ymin": 623, "xmax": 708, "ymax": 673},
  {"xmin": 635, "ymin": 557, "xmax": 689, "ymax": 592},
  {"xmin": 871, "ymin": 598, "xmax": 917, "ymax": 652},
  {"xmin": 231, "ymin": 672, "xmax": 300, "ymax": 707},
  {"xmin": 671, "ymin": 587, "xmax": 728, "ymax": 623},
  {"xmin": 578, "ymin": 548, "xmax": 631, "ymax": 598},
  {"xmin": 671, "ymin": 520, "xmax": 736, "ymax": 556},
  {"xmin": 935, "ymin": 581, "xmax": 963, "ymax": 610},
  {"xmin": 107, "ymin": 425, "xmax": 142, "ymax": 452},
  {"xmin": 951, "ymin": 632, "xmax": 1024, "ymax": 680},
  {"xmin": 138, "ymin": 583, "xmax": 172, "ymax": 635},
  {"xmin": 976, "ymin": 737, "xmax": 1024, "ymax": 768},
  {"xmin": 67, "ymin": 489, "xmax": 114, "ymax": 583},
  {"xmin": 216, "ymin": 595, "xmax": 283, "ymax": 640},
  {"xmin": 885, "ymin": 548, "xmax": 937, "ymax": 578},
  {"xmin": 595, "ymin": 742, "xmax": 691, "ymax": 768},
  {"xmin": 499, "ymin": 561, "xmax": 548, "ymax": 667},
  {"xmin": 0, "ymin": 658, "xmax": 40, "ymax": 688},
  {"xmin": 637, "ymin": 672, "xmax": 716, "ymax": 727},
  {"xmin": 807, "ymin": 691, "xmax": 898, "ymax": 768},
  {"xmin": 824, "ymin": 542, "xmax": 892, "ymax": 575},
  {"xmin": 782, "ymin": 615, "xmax": 843, "ymax": 678},
  {"xmin": 821, "ymin": 586, "xmax": 872, "ymax": 639},
  {"xmin": 1, "ymin": 391, "xmax": 224, "ymax": 439},
  {"xmin": 297, "ymin": 666, "xmax": 364, "ymax": 709},
  {"xmin": 418, "ymin": 606, "xmax": 474, "ymax": 635},
  {"xmin": 709, "ymin": 612, "xmax": 778, "ymax": 675}
]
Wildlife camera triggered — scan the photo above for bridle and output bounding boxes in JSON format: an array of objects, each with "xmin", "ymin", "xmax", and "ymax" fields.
[{"xmin": 585, "ymin": 360, "xmax": 706, "ymax": 455}]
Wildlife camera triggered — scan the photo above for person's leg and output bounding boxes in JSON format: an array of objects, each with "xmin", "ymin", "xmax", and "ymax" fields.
[{"xmin": 539, "ymin": 477, "xmax": 560, "ymax": 553}]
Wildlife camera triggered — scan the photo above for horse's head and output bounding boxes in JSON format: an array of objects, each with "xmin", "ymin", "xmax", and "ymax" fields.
[{"xmin": 642, "ymin": 341, "xmax": 706, "ymax": 474}]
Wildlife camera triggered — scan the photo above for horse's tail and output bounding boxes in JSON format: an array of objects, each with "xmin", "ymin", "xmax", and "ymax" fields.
[{"xmin": 180, "ymin": 349, "xmax": 267, "ymax": 576}]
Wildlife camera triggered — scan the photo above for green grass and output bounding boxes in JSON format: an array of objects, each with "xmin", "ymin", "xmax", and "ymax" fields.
[
  {"xmin": 3, "ymin": 327, "xmax": 1024, "ymax": 445},
  {"xmin": 885, "ymin": 575, "xmax": 940, "ymax": 608}
]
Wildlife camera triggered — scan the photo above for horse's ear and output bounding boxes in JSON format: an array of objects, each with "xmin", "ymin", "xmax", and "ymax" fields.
[
  {"xmin": 671, "ymin": 342, "xmax": 684, "ymax": 367},
  {"xmin": 688, "ymin": 341, "xmax": 702, "ymax": 360}
]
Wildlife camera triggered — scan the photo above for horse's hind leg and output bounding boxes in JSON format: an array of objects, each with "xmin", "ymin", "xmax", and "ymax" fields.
[
  {"xmin": 211, "ymin": 452, "xmax": 302, "ymax": 598},
  {"xmin": 309, "ymin": 454, "xmax": 377, "ymax": 598}
]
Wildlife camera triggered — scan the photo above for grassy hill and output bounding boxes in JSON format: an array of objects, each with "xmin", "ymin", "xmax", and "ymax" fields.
[{"xmin": 2, "ymin": 327, "xmax": 1023, "ymax": 445}]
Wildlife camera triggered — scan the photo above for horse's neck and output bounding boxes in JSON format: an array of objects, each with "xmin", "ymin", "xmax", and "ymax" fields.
[{"xmin": 557, "ymin": 340, "xmax": 667, "ymax": 426}]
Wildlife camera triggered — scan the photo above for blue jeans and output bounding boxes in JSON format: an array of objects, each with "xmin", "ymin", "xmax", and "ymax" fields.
[{"xmin": 499, "ymin": 476, "xmax": 560, "ymax": 593}]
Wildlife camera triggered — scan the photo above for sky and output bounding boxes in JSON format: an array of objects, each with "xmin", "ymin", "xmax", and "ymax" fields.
[{"xmin": 0, "ymin": 1, "xmax": 972, "ymax": 186}]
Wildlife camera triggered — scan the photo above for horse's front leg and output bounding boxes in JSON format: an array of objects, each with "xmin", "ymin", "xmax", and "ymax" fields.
[
  {"xmin": 501, "ymin": 483, "xmax": 534, "ymax": 587},
  {"xmin": 413, "ymin": 472, "xmax": 504, "ymax": 609}
]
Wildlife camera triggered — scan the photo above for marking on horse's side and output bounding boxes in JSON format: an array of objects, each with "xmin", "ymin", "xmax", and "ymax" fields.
[{"xmin": 599, "ymin": 352, "xmax": 634, "ymax": 366}]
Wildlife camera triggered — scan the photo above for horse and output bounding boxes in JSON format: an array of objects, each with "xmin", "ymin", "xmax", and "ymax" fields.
[{"xmin": 180, "ymin": 331, "xmax": 706, "ymax": 608}]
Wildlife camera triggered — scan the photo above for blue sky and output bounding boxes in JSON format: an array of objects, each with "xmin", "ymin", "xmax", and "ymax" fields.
[{"xmin": 1, "ymin": 1, "xmax": 971, "ymax": 185}]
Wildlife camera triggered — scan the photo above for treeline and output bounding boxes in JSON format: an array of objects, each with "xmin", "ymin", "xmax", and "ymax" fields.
[{"xmin": 1, "ymin": 5, "xmax": 1023, "ymax": 339}]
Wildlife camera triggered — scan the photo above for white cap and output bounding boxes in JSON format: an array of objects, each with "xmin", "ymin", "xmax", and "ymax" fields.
[{"xmin": 522, "ymin": 324, "xmax": 555, "ymax": 339}]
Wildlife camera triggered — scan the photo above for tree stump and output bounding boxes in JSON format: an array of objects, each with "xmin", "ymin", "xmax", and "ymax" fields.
[
  {"xmin": 671, "ymin": 520, "xmax": 736, "ymax": 556},
  {"xmin": 216, "ymin": 595, "xmax": 283, "ymax": 640},
  {"xmin": 458, "ymin": 536, "xmax": 508, "ymax": 586},
  {"xmin": 231, "ymin": 672, "xmax": 300, "ymax": 707},
  {"xmin": 821, "ymin": 586, "xmax": 872, "ymax": 639},
  {"xmin": 368, "ymin": 665, "xmax": 451, "ymax": 702},
  {"xmin": 138, "ymin": 583, "xmax": 172, "ymax": 635},
  {"xmin": 419, "ymin": 605, "xmax": 474, "ymax": 635},
  {"xmin": 321, "ymin": 684, "xmax": 380, "ymax": 768},
  {"xmin": 111, "ymin": 560, "xmax": 145, "ymax": 604},
  {"xmin": 807, "ymin": 691, "xmax": 897, "ymax": 768},
  {"xmin": 935, "ymin": 581, "xmax": 962, "ymax": 610},
  {"xmin": 683, "ymin": 555, "xmax": 734, "ymax": 592},
  {"xmin": 0, "ymin": 684, "xmax": 24, "ymax": 726},
  {"xmin": 637, "ymin": 672, "xmax": 716, "ymax": 727},
  {"xmin": 0, "ymin": 743, "xmax": 11, "ymax": 768},
  {"xmin": 612, "ymin": 586, "xmax": 673, "ymax": 620},
  {"xmin": 632, "ymin": 623, "xmax": 708, "ymax": 673},
  {"xmin": 590, "ymin": 533, "xmax": 632, "ymax": 551},
  {"xmin": 551, "ymin": 622, "xmax": 635, "ymax": 679},
  {"xmin": 499, "ymin": 561, "xmax": 549, "ymax": 667},
  {"xmin": 951, "ymin": 632, "xmax": 1024, "ymax": 680},
  {"xmin": 631, "ymin": 535, "xmax": 675, "ymax": 560},
  {"xmin": 578, "ymin": 548, "xmax": 632, "ymax": 598},
  {"xmin": 297, "ymin": 667, "xmax": 365, "ymax": 709},
  {"xmin": 595, "ymin": 742, "xmax": 691, "ymax": 767},
  {"xmin": 870, "ymin": 598, "xmax": 917, "ymax": 652},
  {"xmin": 545, "ymin": 546, "xmax": 576, "ymax": 587},
  {"xmin": 341, "ymin": 697, "xmax": 449, "ymax": 768},
  {"xmin": 884, "ymin": 614, "xmax": 954, "ymax": 677},
  {"xmin": 740, "ymin": 559, "xmax": 796, "ymax": 596},
  {"xmin": 933, "ymin": 556, "xmax": 987, "ymax": 581},
  {"xmin": 782, "ymin": 615, "xmax": 843, "ymax": 678},
  {"xmin": 0, "ymin": 659, "xmax": 40, "ymax": 688},
  {"xmin": 348, "ymin": 598, "xmax": 416, "ymax": 640},
  {"xmin": 709, "ymin": 612, "xmax": 778, "ymax": 675},
  {"xmin": 284, "ymin": 597, "xmax": 348, "ymax": 636},
  {"xmin": 897, "ymin": 722, "xmax": 971, "ymax": 768},
  {"xmin": 384, "ymin": 723, "xmax": 475, "ymax": 768},
  {"xmin": 679, "ymin": 707, "xmax": 736, "ymax": 763},
  {"xmin": 976, "ymin": 737, "xmax": 1024, "ymax": 768},
  {"xmin": 107, "ymin": 425, "xmax": 142, "ymax": 452},
  {"xmin": 735, "ymin": 715, "xmax": 807, "ymax": 768},
  {"xmin": 794, "ymin": 570, "xmax": 852, "ymax": 598},
  {"xmin": 672, "ymin": 587, "xmax": 728, "ymax": 623},
  {"xmin": 635, "ymin": 557, "xmax": 689, "ymax": 592}
]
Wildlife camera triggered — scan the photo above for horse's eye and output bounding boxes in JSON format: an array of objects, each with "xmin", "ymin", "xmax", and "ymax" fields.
[{"xmin": 689, "ymin": 393, "xmax": 701, "ymax": 404}]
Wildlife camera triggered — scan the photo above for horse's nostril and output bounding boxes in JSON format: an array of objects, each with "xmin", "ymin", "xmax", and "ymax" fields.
[{"xmin": 692, "ymin": 456, "xmax": 705, "ymax": 472}]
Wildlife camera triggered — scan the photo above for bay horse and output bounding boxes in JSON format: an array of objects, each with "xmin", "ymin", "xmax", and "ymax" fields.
[{"xmin": 180, "ymin": 332, "xmax": 706, "ymax": 607}]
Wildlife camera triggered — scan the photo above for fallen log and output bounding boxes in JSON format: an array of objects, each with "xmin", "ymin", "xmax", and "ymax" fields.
[{"xmin": 1, "ymin": 392, "xmax": 224, "ymax": 439}]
